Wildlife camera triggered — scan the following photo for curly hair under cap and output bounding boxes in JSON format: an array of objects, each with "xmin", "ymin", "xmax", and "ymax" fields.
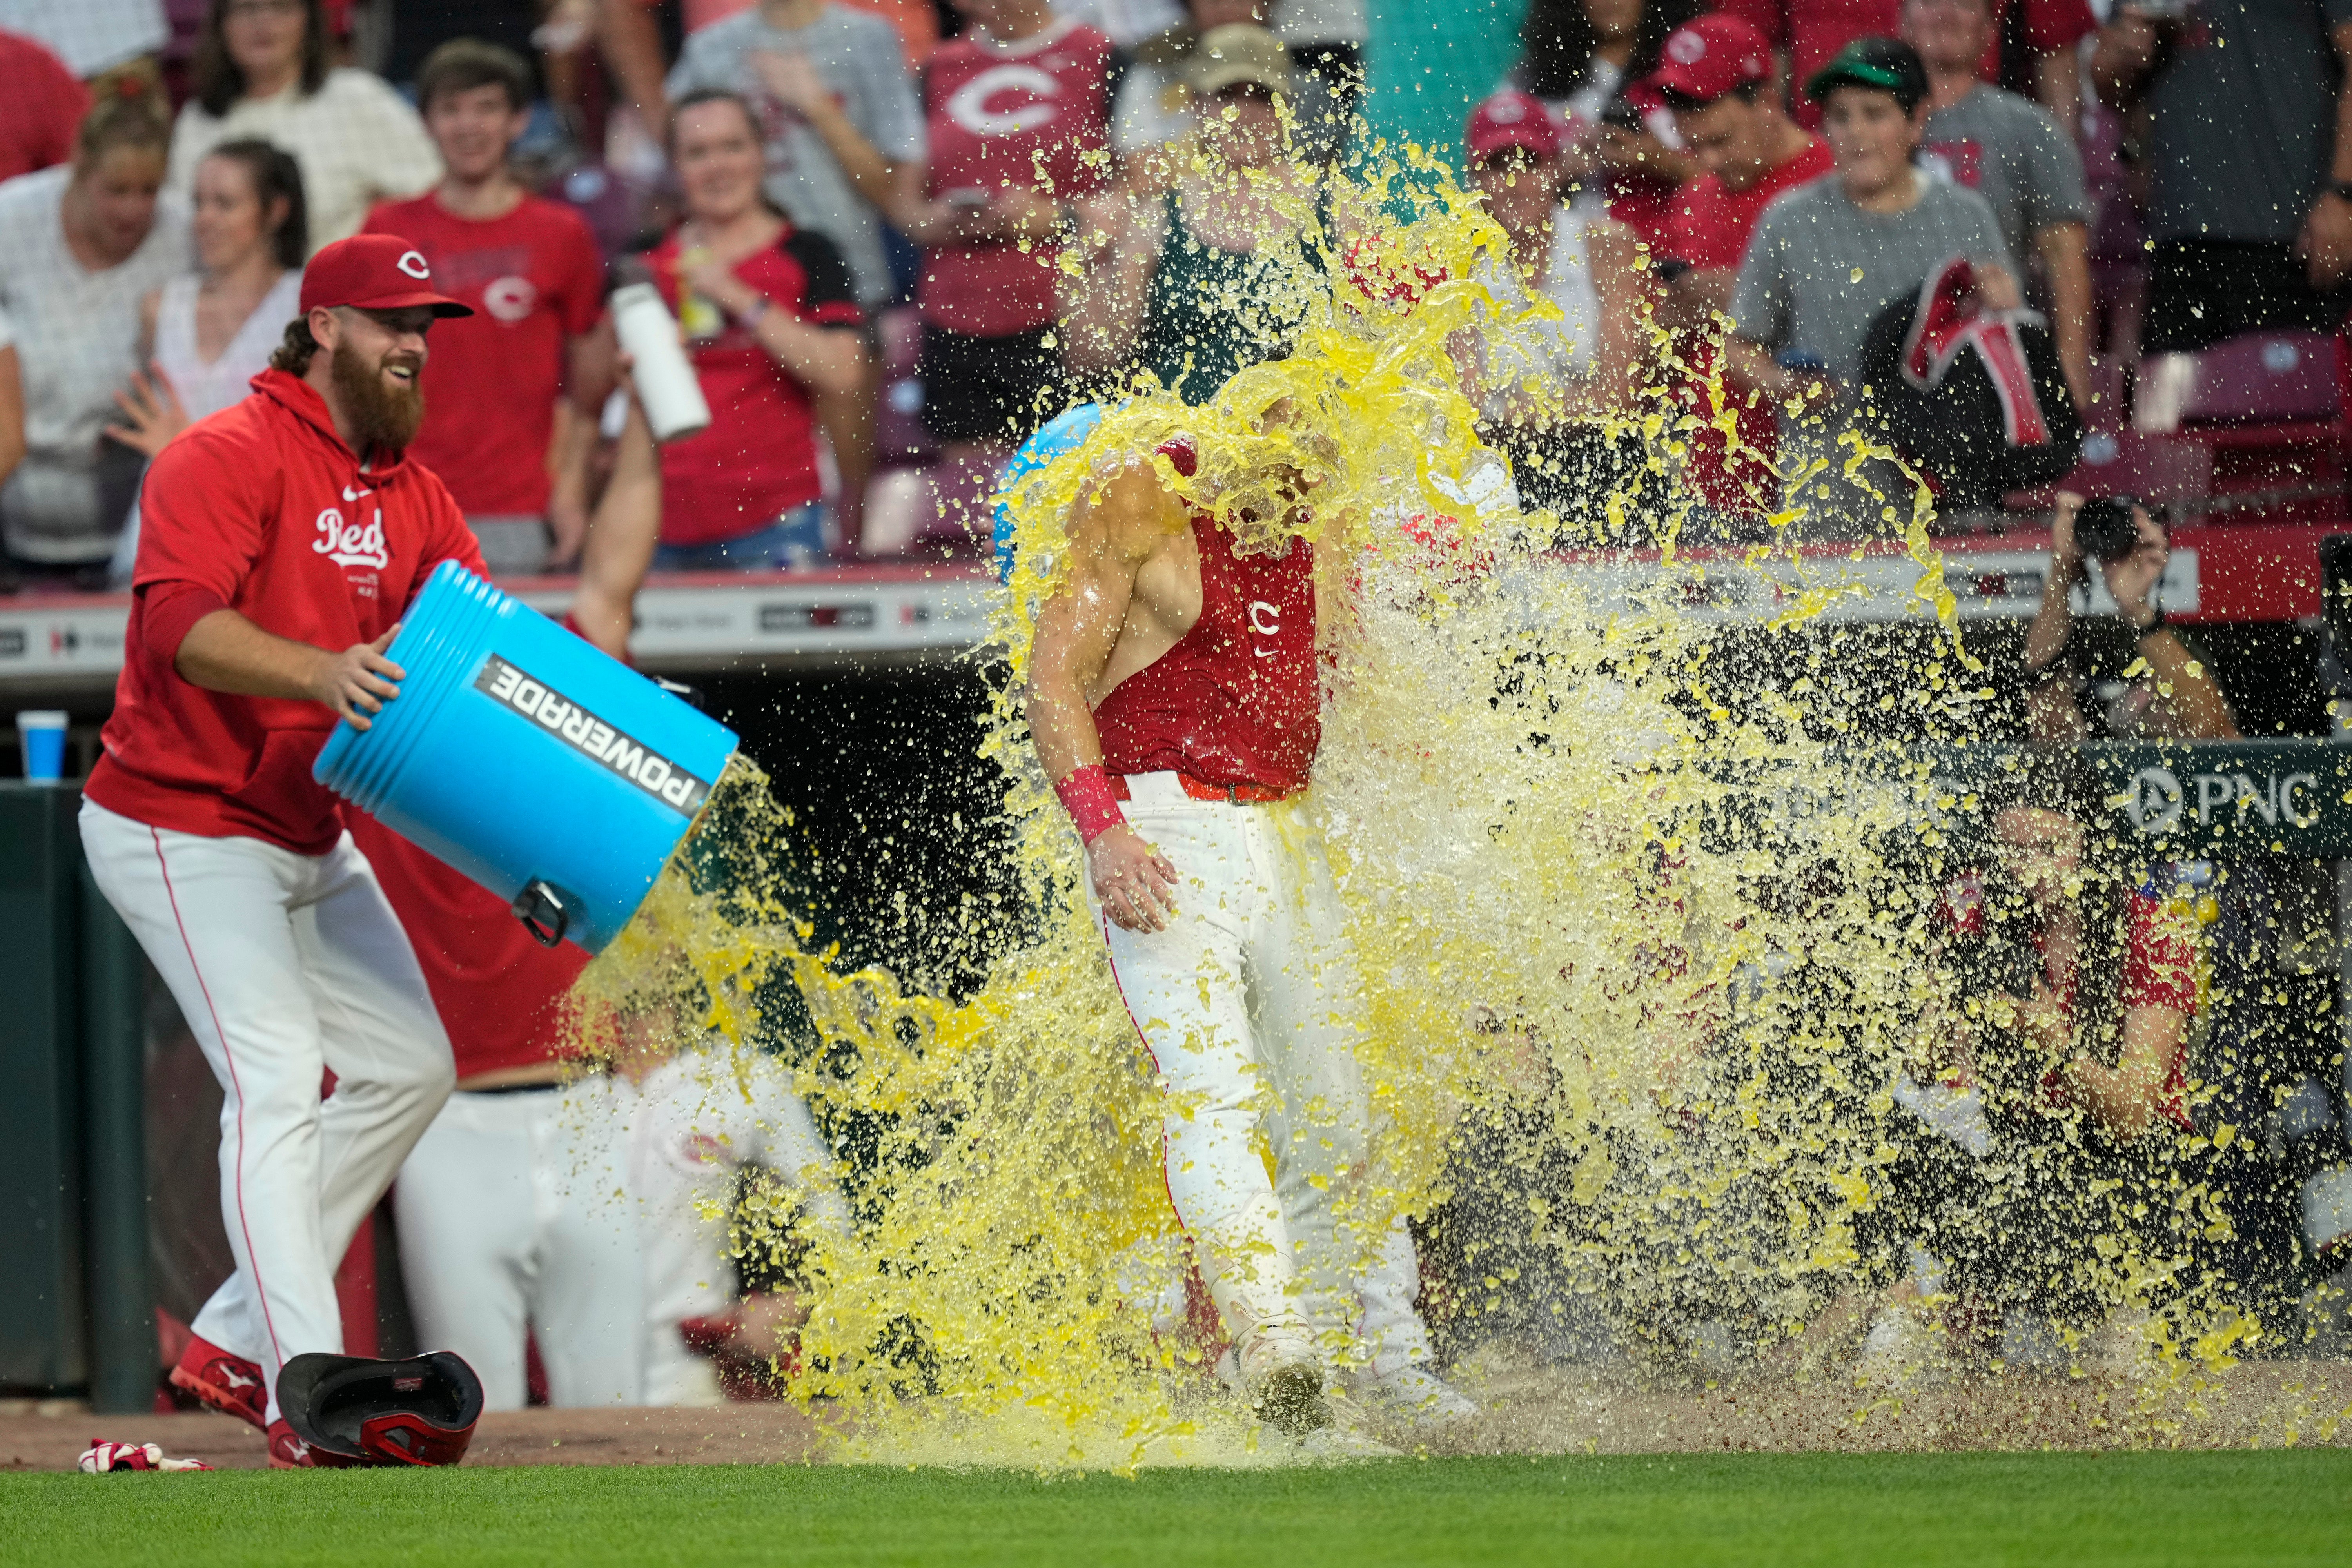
[{"xmin": 269, "ymin": 314, "xmax": 322, "ymax": 376}]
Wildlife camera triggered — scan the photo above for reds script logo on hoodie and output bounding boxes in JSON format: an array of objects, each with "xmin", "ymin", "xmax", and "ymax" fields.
[{"xmin": 314, "ymin": 502, "xmax": 391, "ymax": 571}]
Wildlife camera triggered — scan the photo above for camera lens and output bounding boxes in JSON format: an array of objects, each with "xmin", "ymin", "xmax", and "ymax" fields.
[{"xmin": 2073, "ymin": 497, "xmax": 2140, "ymax": 563}]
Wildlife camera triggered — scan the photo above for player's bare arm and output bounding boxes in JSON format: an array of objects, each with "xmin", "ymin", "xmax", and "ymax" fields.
[
  {"xmin": 176, "ymin": 608, "xmax": 406, "ymax": 731},
  {"xmin": 1028, "ymin": 464, "xmax": 1196, "ymax": 932},
  {"xmin": 571, "ymin": 397, "xmax": 661, "ymax": 662}
]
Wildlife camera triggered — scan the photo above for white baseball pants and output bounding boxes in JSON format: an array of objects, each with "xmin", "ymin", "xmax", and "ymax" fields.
[
  {"xmin": 392, "ymin": 1079, "xmax": 647, "ymax": 1410},
  {"xmin": 630, "ymin": 1046, "xmax": 846, "ymax": 1405},
  {"xmin": 1096, "ymin": 773, "xmax": 1433, "ymax": 1376},
  {"xmin": 80, "ymin": 800, "xmax": 454, "ymax": 1423}
]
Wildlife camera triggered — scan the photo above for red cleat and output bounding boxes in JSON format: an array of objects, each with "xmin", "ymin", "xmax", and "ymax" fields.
[
  {"xmin": 169, "ymin": 1335, "xmax": 268, "ymax": 1431},
  {"xmin": 266, "ymin": 1419, "xmax": 316, "ymax": 1469}
]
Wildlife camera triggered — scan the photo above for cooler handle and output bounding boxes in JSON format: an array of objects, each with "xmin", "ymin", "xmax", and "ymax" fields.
[{"xmin": 511, "ymin": 878, "xmax": 578, "ymax": 948}]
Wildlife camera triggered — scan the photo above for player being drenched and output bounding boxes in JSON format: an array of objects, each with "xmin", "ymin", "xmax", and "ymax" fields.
[
  {"xmin": 79, "ymin": 236, "xmax": 487, "ymax": 1468},
  {"xmin": 1026, "ymin": 391, "xmax": 1476, "ymax": 1445}
]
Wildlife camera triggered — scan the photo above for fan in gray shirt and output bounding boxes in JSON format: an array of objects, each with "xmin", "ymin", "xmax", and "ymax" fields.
[
  {"xmin": 1904, "ymin": 0, "xmax": 2091, "ymax": 409},
  {"xmin": 667, "ymin": 1, "xmax": 927, "ymax": 307},
  {"xmin": 1733, "ymin": 174, "xmax": 2012, "ymax": 394},
  {"xmin": 1920, "ymin": 87, "xmax": 2085, "ymax": 279}
]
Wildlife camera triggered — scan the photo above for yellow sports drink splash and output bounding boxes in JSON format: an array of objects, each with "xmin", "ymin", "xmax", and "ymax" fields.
[{"xmin": 563, "ymin": 134, "xmax": 2339, "ymax": 1464}]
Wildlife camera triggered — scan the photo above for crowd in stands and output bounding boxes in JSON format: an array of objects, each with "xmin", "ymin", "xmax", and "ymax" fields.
[
  {"xmin": 2, "ymin": 0, "xmax": 2348, "ymax": 1389},
  {"xmin": 0, "ymin": 0, "xmax": 2347, "ymax": 573}
]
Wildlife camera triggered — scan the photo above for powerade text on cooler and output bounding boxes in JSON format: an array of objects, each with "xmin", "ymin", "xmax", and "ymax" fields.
[{"xmin": 312, "ymin": 563, "xmax": 737, "ymax": 952}]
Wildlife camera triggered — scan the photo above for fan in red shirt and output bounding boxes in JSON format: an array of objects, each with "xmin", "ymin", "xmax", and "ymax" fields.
[
  {"xmin": 78, "ymin": 234, "xmax": 483, "ymax": 1468},
  {"xmin": 895, "ymin": 0, "xmax": 1111, "ymax": 551},
  {"xmin": 363, "ymin": 41, "xmax": 610, "ymax": 576},
  {"xmin": 0, "ymin": 29, "xmax": 87, "ymax": 183},
  {"xmin": 610, "ymin": 89, "xmax": 865, "ymax": 571},
  {"xmin": 1647, "ymin": 14, "xmax": 1834, "ymax": 517}
]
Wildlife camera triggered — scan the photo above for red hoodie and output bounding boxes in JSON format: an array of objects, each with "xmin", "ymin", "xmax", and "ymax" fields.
[{"xmin": 87, "ymin": 368, "xmax": 488, "ymax": 854}]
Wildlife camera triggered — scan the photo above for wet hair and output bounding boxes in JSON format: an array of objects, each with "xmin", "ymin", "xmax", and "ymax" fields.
[
  {"xmin": 201, "ymin": 138, "xmax": 309, "ymax": 270},
  {"xmin": 668, "ymin": 88, "xmax": 764, "ymax": 156},
  {"xmin": 416, "ymin": 37, "xmax": 534, "ymax": 116},
  {"xmin": 1520, "ymin": 0, "xmax": 1702, "ymax": 100},
  {"xmin": 194, "ymin": 0, "xmax": 330, "ymax": 118},
  {"xmin": 73, "ymin": 80, "xmax": 172, "ymax": 171}
]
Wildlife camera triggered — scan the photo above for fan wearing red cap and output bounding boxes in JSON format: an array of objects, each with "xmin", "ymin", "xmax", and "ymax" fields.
[
  {"xmin": 81, "ymin": 229, "xmax": 491, "ymax": 1468},
  {"xmin": 1645, "ymin": 14, "xmax": 1832, "ymax": 516},
  {"xmin": 1459, "ymin": 89, "xmax": 1648, "ymax": 440}
]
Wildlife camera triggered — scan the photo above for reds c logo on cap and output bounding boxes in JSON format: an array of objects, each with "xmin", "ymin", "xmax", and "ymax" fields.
[
  {"xmin": 1486, "ymin": 95, "xmax": 1526, "ymax": 123},
  {"xmin": 1666, "ymin": 29, "xmax": 1707, "ymax": 65},
  {"xmin": 298, "ymin": 233, "xmax": 475, "ymax": 319}
]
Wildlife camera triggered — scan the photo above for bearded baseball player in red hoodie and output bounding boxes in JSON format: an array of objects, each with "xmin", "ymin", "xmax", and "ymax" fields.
[{"xmin": 80, "ymin": 234, "xmax": 488, "ymax": 1468}]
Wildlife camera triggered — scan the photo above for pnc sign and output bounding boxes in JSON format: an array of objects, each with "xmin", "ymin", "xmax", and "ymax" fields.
[
  {"xmin": 2119, "ymin": 764, "xmax": 2326, "ymax": 836},
  {"xmin": 1922, "ymin": 741, "xmax": 2352, "ymax": 858}
]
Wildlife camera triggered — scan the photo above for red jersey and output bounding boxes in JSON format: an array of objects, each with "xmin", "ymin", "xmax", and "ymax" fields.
[
  {"xmin": 1663, "ymin": 139, "xmax": 1833, "ymax": 272},
  {"xmin": 1718, "ymin": 0, "xmax": 1895, "ymax": 122},
  {"xmin": 88, "ymin": 369, "xmax": 489, "ymax": 854},
  {"xmin": 1095, "ymin": 515, "xmax": 1319, "ymax": 794},
  {"xmin": 1720, "ymin": 0, "xmax": 2092, "ymax": 120},
  {"xmin": 1605, "ymin": 170, "xmax": 1682, "ymax": 257},
  {"xmin": 1662, "ymin": 138, "xmax": 1834, "ymax": 514},
  {"xmin": 644, "ymin": 226, "xmax": 863, "ymax": 546},
  {"xmin": 346, "ymin": 812, "xmax": 589, "ymax": 1079},
  {"xmin": 2027, "ymin": 886, "xmax": 2199, "ymax": 1131},
  {"xmin": 918, "ymin": 19, "xmax": 1112, "ymax": 338},
  {"xmin": 361, "ymin": 194, "xmax": 607, "ymax": 520},
  {"xmin": 1980, "ymin": 0, "xmax": 2096, "ymax": 87},
  {"xmin": 0, "ymin": 30, "xmax": 85, "ymax": 185}
]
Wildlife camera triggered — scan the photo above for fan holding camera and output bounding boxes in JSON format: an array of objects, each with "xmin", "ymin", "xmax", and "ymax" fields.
[{"xmin": 2021, "ymin": 491, "xmax": 2241, "ymax": 742}]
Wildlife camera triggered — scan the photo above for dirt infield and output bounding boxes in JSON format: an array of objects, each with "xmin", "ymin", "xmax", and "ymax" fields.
[
  {"xmin": 0, "ymin": 1404, "xmax": 824, "ymax": 1472},
  {"xmin": 7, "ymin": 1358, "xmax": 2348, "ymax": 1472}
]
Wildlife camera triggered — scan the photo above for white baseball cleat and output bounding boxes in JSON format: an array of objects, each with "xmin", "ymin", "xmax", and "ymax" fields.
[{"xmin": 1344, "ymin": 1364, "xmax": 1479, "ymax": 1428}]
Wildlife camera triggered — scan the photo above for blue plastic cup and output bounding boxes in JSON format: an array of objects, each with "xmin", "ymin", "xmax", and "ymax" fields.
[
  {"xmin": 15, "ymin": 710, "xmax": 67, "ymax": 784},
  {"xmin": 313, "ymin": 563, "xmax": 739, "ymax": 952}
]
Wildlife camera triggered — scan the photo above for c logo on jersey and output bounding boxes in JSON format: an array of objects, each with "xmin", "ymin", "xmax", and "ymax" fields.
[
  {"xmin": 1248, "ymin": 599, "xmax": 1281, "ymax": 655},
  {"xmin": 397, "ymin": 250, "xmax": 432, "ymax": 279},
  {"xmin": 946, "ymin": 64, "xmax": 1061, "ymax": 138},
  {"xmin": 314, "ymin": 506, "xmax": 390, "ymax": 570},
  {"xmin": 483, "ymin": 274, "xmax": 537, "ymax": 323}
]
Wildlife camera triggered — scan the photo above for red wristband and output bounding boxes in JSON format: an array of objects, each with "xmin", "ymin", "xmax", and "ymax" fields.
[{"xmin": 1054, "ymin": 764, "xmax": 1127, "ymax": 844}]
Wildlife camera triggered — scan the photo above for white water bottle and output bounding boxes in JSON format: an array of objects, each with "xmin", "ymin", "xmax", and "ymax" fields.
[{"xmin": 610, "ymin": 282, "xmax": 712, "ymax": 443}]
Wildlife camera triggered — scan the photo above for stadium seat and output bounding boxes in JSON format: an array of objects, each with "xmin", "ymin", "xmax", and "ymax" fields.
[
  {"xmin": 860, "ymin": 466, "xmax": 935, "ymax": 557},
  {"xmin": 2134, "ymin": 332, "xmax": 2342, "ymax": 433},
  {"xmin": 876, "ymin": 306, "xmax": 933, "ymax": 465},
  {"xmin": 549, "ymin": 162, "xmax": 653, "ymax": 264},
  {"xmin": 2024, "ymin": 427, "xmax": 2212, "ymax": 510}
]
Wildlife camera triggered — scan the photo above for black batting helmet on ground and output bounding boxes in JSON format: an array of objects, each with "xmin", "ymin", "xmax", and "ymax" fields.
[{"xmin": 277, "ymin": 1351, "xmax": 485, "ymax": 1468}]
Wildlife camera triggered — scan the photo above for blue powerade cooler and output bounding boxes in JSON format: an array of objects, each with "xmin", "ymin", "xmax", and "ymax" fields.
[{"xmin": 313, "ymin": 562, "xmax": 738, "ymax": 953}]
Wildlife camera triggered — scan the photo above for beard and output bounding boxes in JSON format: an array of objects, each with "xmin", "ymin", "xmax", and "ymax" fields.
[{"xmin": 329, "ymin": 339, "xmax": 426, "ymax": 455}]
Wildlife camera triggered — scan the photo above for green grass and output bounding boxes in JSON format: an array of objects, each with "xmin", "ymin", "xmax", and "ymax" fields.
[{"xmin": 7, "ymin": 1453, "xmax": 2348, "ymax": 1567}]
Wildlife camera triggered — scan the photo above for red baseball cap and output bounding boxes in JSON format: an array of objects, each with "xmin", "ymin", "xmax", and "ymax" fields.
[
  {"xmin": 1645, "ymin": 13, "xmax": 1774, "ymax": 105},
  {"xmin": 298, "ymin": 233, "xmax": 473, "ymax": 319},
  {"xmin": 1465, "ymin": 89, "xmax": 1564, "ymax": 163}
]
